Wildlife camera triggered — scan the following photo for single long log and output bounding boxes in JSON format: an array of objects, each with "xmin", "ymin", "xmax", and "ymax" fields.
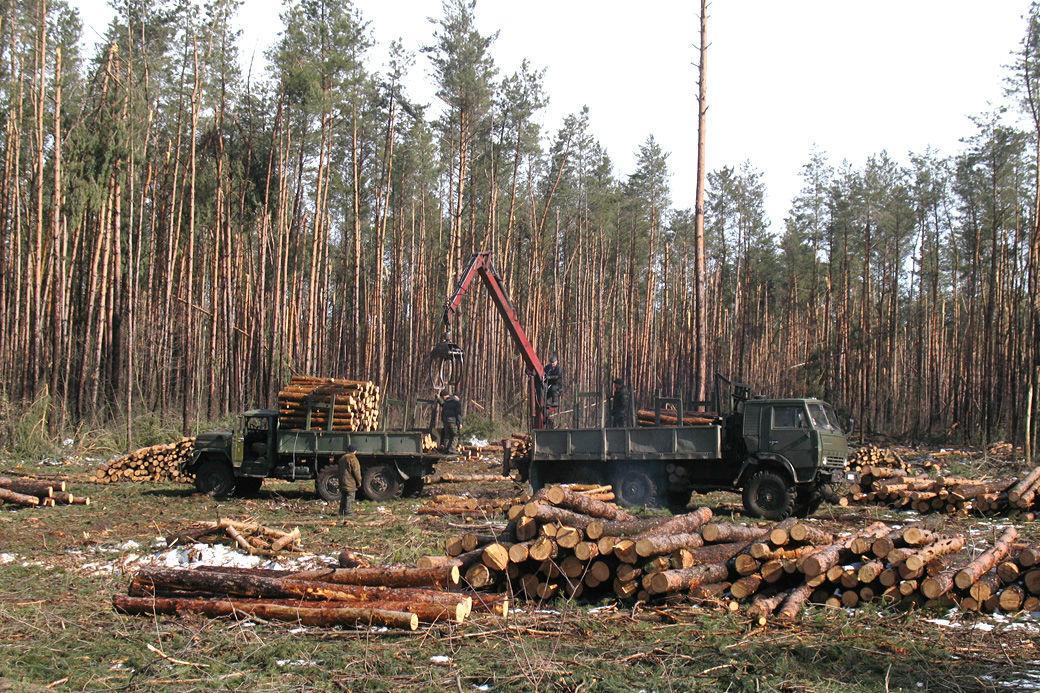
[
  {"xmin": 700, "ymin": 523, "xmax": 767, "ymax": 544},
  {"xmin": 778, "ymin": 583, "xmax": 814, "ymax": 620},
  {"xmin": 113, "ymin": 595, "xmax": 418, "ymax": 629},
  {"xmin": 641, "ymin": 507, "xmax": 713, "ymax": 537},
  {"xmin": 288, "ymin": 565, "xmax": 459, "ymax": 589},
  {"xmin": 800, "ymin": 522, "xmax": 888, "ymax": 577},
  {"xmin": 635, "ymin": 532, "xmax": 705, "ymax": 558},
  {"xmin": 0, "ymin": 487, "xmax": 41, "ymax": 507},
  {"xmin": 0, "ymin": 477, "xmax": 63, "ymax": 496},
  {"xmin": 903, "ymin": 536, "xmax": 966, "ymax": 573},
  {"xmin": 647, "ymin": 562, "xmax": 729, "ymax": 595},
  {"xmin": 585, "ymin": 517, "xmax": 664, "ymax": 540},
  {"xmin": 748, "ymin": 589, "xmax": 788, "ymax": 621},
  {"xmin": 955, "ymin": 527, "xmax": 1018, "ymax": 590},
  {"xmin": 730, "ymin": 574, "xmax": 764, "ymax": 599},
  {"xmin": 767, "ymin": 518, "xmax": 799, "ymax": 547},
  {"xmin": 522, "ymin": 503, "xmax": 595, "ymax": 529},
  {"xmin": 788, "ymin": 523, "xmax": 832, "ymax": 545},
  {"xmin": 1009, "ymin": 467, "xmax": 1040, "ymax": 504}
]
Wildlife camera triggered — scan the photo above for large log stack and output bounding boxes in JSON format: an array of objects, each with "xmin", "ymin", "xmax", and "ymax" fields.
[
  {"xmin": 93, "ymin": 439, "xmax": 195, "ymax": 484},
  {"xmin": 439, "ymin": 488, "xmax": 1039, "ymax": 620},
  {"xmin": 277, "ymin": 376, "xmax": 380, "ymax": 432},
  {"xmin": 115, "ymin": 563, "xmax": 507, "ymax": 631},
  {"xmin": 846, "ymin": 466, "xmax": 1040, "ymax": 517},
  {"xmin": 0, "ymin": 476, "xmax": 90, "ymax": 508},
  {"xmin": 505, "ymin": 433, "xmax": 532, "ymax": 468}
]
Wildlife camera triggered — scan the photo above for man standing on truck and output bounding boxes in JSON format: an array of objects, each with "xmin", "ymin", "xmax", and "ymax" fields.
[
  {"xmin": 438, "ymin": 390, "xmax": 463, "ymax": 454},
  {"xmin": 609, "ymin": 378, "xmax": 631, "ymax": 427},
  {"xmin": 337, "ymin": 445, "xmax": 362, "ymax": 516}
]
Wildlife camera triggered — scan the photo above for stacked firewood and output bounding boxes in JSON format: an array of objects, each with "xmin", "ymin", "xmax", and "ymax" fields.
[
  {"xmin": 636, "ymin": 409, "xmax": 716, "ymax": 427},
  {"xmin": 417, "ymin": 495, "xmax": 528, "ymax": 517},
  {"xmin": 0, "ymin": 476, "xmax": 90, "ymax": 508},
  {"xmin": 277, "ymin": 375, "xmax": 380, "ymax": 431},
  {"xmin": 115, "ymin": 563, "xmax": 507, "ymax": 631},
  {"xmin": 847, "ymin": 445, "xmax": 940, "ymax": 474},
  {"xmin": 505, "ymin": 433, "xmax": 532, "ymax": 466},
  {"xmin": 167, "ymin": 518, "xmax": 302, "ymax": 556},
  {"xmin": 422, "ymin": 434, "xmax": 438, "ymax": 453},
  {"xmin": 94, "ymin": 439, "xmax": 195, "ymax": 484},
  {"xmin": 845, "ymin": 466, "xmax": 1040, "ymax": 517}
]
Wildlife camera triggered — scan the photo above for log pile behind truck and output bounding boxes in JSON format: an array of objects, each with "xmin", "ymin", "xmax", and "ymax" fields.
[
  {"xmin": 439, "ymin": 485, "xmax": 1040, "ymax": 620},
  {"xmin": 277, "ymin": 376, "xmax": 380, "ymax": 431}
]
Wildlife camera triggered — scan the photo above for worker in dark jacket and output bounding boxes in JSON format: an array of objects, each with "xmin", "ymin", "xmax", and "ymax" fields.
[
  {"xmin": 544, "ymin": 355, "xmax": 563, "ymax": 406},
  {"xmin": 337, "ymin": 445, "xmax": 362, "ymax": 516},
  {"xmin": 609, "ymin": 378, "xmax": 631, "ymax": 428},
  {"xmin": 439, "ymin": 390, "xmax": 463, "ymax": 454}
]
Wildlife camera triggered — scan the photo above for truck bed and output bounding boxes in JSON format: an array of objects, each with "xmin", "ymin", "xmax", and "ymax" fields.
[
  {"xmin": 276, "ymin": 428, "xmax": 439, "ymax": 460},
  {"xmin": 533, "ymin": 425, "xmax": 722, "ymax": 462}
]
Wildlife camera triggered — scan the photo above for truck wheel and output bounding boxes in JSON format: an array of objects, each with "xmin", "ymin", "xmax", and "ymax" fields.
[
  {"xmin": 234, "ymin": 477, "xmax": 263, "ymax": 497},
  {"xmin": 742, "ymin": 470, "xmax": 795, "ymax": 520},
  {"xmin": 195, "ymin": 459, "xmax": 235, "ymax": 498},
  {"xmin": 315, "ymin": 464, "xmax": 343, "ymax": 503},
  {"xmin": 612, "ymin": 467, "xmax": 660, "ymax": 508},
  {"xmin": 362, "ymin": 464, "xmax": 402, "ymax": 501}
]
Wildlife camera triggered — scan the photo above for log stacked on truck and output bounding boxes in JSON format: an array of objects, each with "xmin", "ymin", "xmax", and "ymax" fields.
[
  {"xmin": 115, "ymin": 562, "xmax": 507, "ymax": 631},
  {"xmin": 505, "ymin": 433, "xmax": 532, "ymax": 467},
  {"xmin": 636, "ymin": 409, "xmax": 717, "ymax": 427},
  {"xmin": 439, "ymin": 489, "xmax": 1038, "ymax": 620},
  {"xmin": 167, "ymin": 518, "xmax": 302, "ymax": 556},
  {"xmin": 93, "ymin": 438, "xmax": 195, "ymax": 484},
  {"xmin": 845, "ymin": 468, "xmax": 1038, "ymax": 517},
  {"xmin": 277, "ymin": 376, "xmax": 380, "ymax": 431},
  {"xmin": 0, "ymin": 476, "xmax": 90, "ymax": 508}
]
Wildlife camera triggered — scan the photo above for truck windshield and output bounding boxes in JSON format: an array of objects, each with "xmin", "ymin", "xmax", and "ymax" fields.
[{"xmin": 809, "ymin": 403, "xmax": 842, "ymax": 433}]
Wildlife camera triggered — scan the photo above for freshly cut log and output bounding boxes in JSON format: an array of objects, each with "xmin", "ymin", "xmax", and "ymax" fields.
[
  {"xmin": 542, "ymin": 486, "xmax": 634, "ymax": 521},
  {"xmin": 955, "ymin": 527, "xmax": 1018, "ymax": 590},
  {"xmin": 1008, "ymin": 467, "xmax": 1040, "ymax": 504},
  {"xmin": 522, "ymin": 503, "xmax": 595, "ymax": 530},
  {"xmin": 647, "ymin": 562, "xmax": 728, "ymax": 595},
  {"xmin": 641, "ymin": 508, "xmax": 713, "ymax": 537},
  {"xmin": 700, "ymin": 523, "xmax": 766, "ymax": 544},
  {"xmin": 0, "ymin": 477, "xmax": 64, "ymax": 496},
  {"xmin": 0, "ymin": 487, "xmax": 41, "ymax": 506},
  {"xmin": 416, "ymin": 556, "xmax": 462, "ymax": 570},
  {"xmin": 573, "ymin": 542, "xmax": 599, "ymax": 561},
  {"xmin": 800, "ymin": 523, "xmax": 888, "ymax": 577},
  {"xmin": 481, "ymin": 544, "xmax": 512, "ymax": 572},
  {"xmin": 903, "ymin": 527, "xmax": 940, "ymax": 546},
  {"xmin": 730, "ymin": 574, "xmax": 763, "ymax": 599},
  {"xmin": 870, "ymin": 528, "xmax": 905, "ymax": 559},
  {"xmin": 748, "ymin": 590, "xmax": 788, "ymax": 621},
  {"xmin": 968, "ymin": 572, "xmax": 1002, "ymax": 602},
  {"xmin": 586, "ymin": 517, "xmax": 665, "ymax": 540},
  {"xmin": 528, "ymin": 538, "xmax": 558, "ymax": 562},
  {"xmin": 113, "ymin": 595, "xmax": 418, "ymax": 629},
  {"xmin": 788, "ymin": 523, "xmax": 832, "ymax": 545},
  {"xmin": 464, "ymin": 564, "xmax": 494, "ymax": 589},
  {"xmin": 635, "ymin": 532, "xmax": 705, "ymax": 558},
  {"xmin": 903, "ymin": 537, "xmax": 966, "ymax": 573},
  {"xmin": 288, "ymin": 565, "xmax": 459, "ymax": 589},
  {"xmin": 768, "ymin": 519, "xmax": 799, "ymax": 546},
  {"xmin": 999, "ymin": 585, "xmax": 1026, "ymax": 612},
  {"xmin": 556, "ymin": 526, "xmax": 582, "ymax": 549},
  {"xmin": 778, "ymin": 584, "xmax": 814, "ymax": 620}
]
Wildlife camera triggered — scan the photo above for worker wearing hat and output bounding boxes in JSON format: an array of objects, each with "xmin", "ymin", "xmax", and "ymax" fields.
[{"xmin": 336, "ymin": 445, "xmax": 362, "ymax": 516}]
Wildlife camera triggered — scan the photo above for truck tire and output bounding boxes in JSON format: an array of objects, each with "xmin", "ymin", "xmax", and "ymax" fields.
[
  {"xmin": 315, "ymin": 463, "xmax": 344, "ymax": 504},
  {"xmin": 234, "ymin": 477, "xmax": 263, "ymax": 497},
  {"xmin": 195, "ymin": 459, "xmax": 235, "ymax": 498},
  {"xmin": 742, "ymin": 469, "xmax": 795, "ymax": 520},
  {"xmin": 362, "ymin": 464, "xmax": 402, "ymax": 502},
  {"xmin": 612, "ymin": 466, "xmax": 660, "ymax": 508}
]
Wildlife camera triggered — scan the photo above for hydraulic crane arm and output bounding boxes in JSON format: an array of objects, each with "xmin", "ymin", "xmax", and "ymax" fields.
[{"xmin": 442, "ymin": 251, "xmax": 546, "ymax": 381}]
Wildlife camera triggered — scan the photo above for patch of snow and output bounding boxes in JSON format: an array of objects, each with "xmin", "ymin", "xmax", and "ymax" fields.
[
  {"xmin": 288, "ymin": 627, "xmax": 308, "ymax": 635},
  {"xmin": 0, "ymin": 553, "xmax": 16, "ymax": 565},
  {"xmin": 429, "ymin": 655, "xmax": 452, "ymax": 665},
  {"xmin": 62, "ymin": 438, "xmax": 75, "ymax": 447},
  {"xmin": 77, "ymin": 541, "xmax": 334, "ymax": 575},
  {"xmin": 277, "ymin": 659, "xmax": 316, "ymax": 667},
  {"xmin": 472, "ymin": 685, "xmax": 492, "ymax": 692},
  {"xmin": 467, "ymin": 438, "xmax": 489, "ymax": 448},
  {"xmin": 534, "ymin": 609, "xmax": 561, "ymax": 615},
  {"xmin": 117, "ymin": 540, "xmax": 141, "ymax": 551}
]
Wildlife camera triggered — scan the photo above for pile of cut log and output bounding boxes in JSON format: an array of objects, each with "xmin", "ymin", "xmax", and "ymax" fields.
[
  {"xmin": 418, "ymin": 494, "xmax": 528, "ymax": 517},
  {"xmin": 847, "ymin": 444, "xmax": 940, "ymax": 474},
  {"xmin": 167, "ymin": 518, "xmax": 302, "ymax": 557},
  {"xmin": 846, "ymin": 466, "xmax": 1040, "ymax": 517},
  {"xmin": 277, "ymin": 375, "xmax": 380, "ymax": 431},
  {"xmin": 94, "ymin": 438, "xmax": 195, "ymax": 484},
  {"xmin": 636, "ymin": 409, "xmax": 716, "ymax": 427},
  {"xmin": 504, "ymin": 433, "xmax": 531, "ymax": 463},
  {"xmin": 115, "ymin": 563, "xmax": 507, "ymax": 630},
  {"xmin": 458, "ymin": 442, "xmax": 505, "ymax": 461},
  {"xmin": 0, "ymin": 476, "xmax": 90, "ymax": 508},
  {"xmin": 424, "ymin": 473, "xmax": 512, "ymax": 486},
  {"xmin": 439, "ymin": 484, "xmax": 1040, "ymax": 620}
]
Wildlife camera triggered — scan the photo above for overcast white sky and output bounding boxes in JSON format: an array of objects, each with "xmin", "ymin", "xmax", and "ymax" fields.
[{"xmin": 71, "ymin": 0, "xmax": 1030, "ymax": 229}]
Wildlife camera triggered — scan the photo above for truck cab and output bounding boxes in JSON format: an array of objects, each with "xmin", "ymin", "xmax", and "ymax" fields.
[{"xmin": 735, "ymin": 398, "xmax": 849, "ymax": 518}]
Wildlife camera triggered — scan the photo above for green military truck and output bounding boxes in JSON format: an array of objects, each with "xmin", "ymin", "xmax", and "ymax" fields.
[
  {"xmin": 512, "ymin": 386, "xmax": 851, "ymax": 520},
  {"xmin": 183, "ymin": 409, "xmax": 444, "ymax": 502}
]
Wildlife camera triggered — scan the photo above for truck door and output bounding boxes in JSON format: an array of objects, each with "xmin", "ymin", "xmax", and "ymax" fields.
[
  {"xmin": 767, "ymin": 404, "xmax": 816, "ymax": 480},
  {"xmin": 241, "ymin": 415, "xmax": 274, "ymax": 476}
]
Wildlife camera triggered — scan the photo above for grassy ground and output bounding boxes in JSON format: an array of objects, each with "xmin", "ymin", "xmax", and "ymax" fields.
[{"xmin": 2, "ymin": 450, "xmax": 1040, "ymax": 690}]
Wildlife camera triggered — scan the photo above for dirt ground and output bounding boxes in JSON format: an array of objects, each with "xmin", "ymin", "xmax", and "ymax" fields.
[{"xmin": 2, "ymin": 448, "xmax": 1040, "ymax": 691}]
